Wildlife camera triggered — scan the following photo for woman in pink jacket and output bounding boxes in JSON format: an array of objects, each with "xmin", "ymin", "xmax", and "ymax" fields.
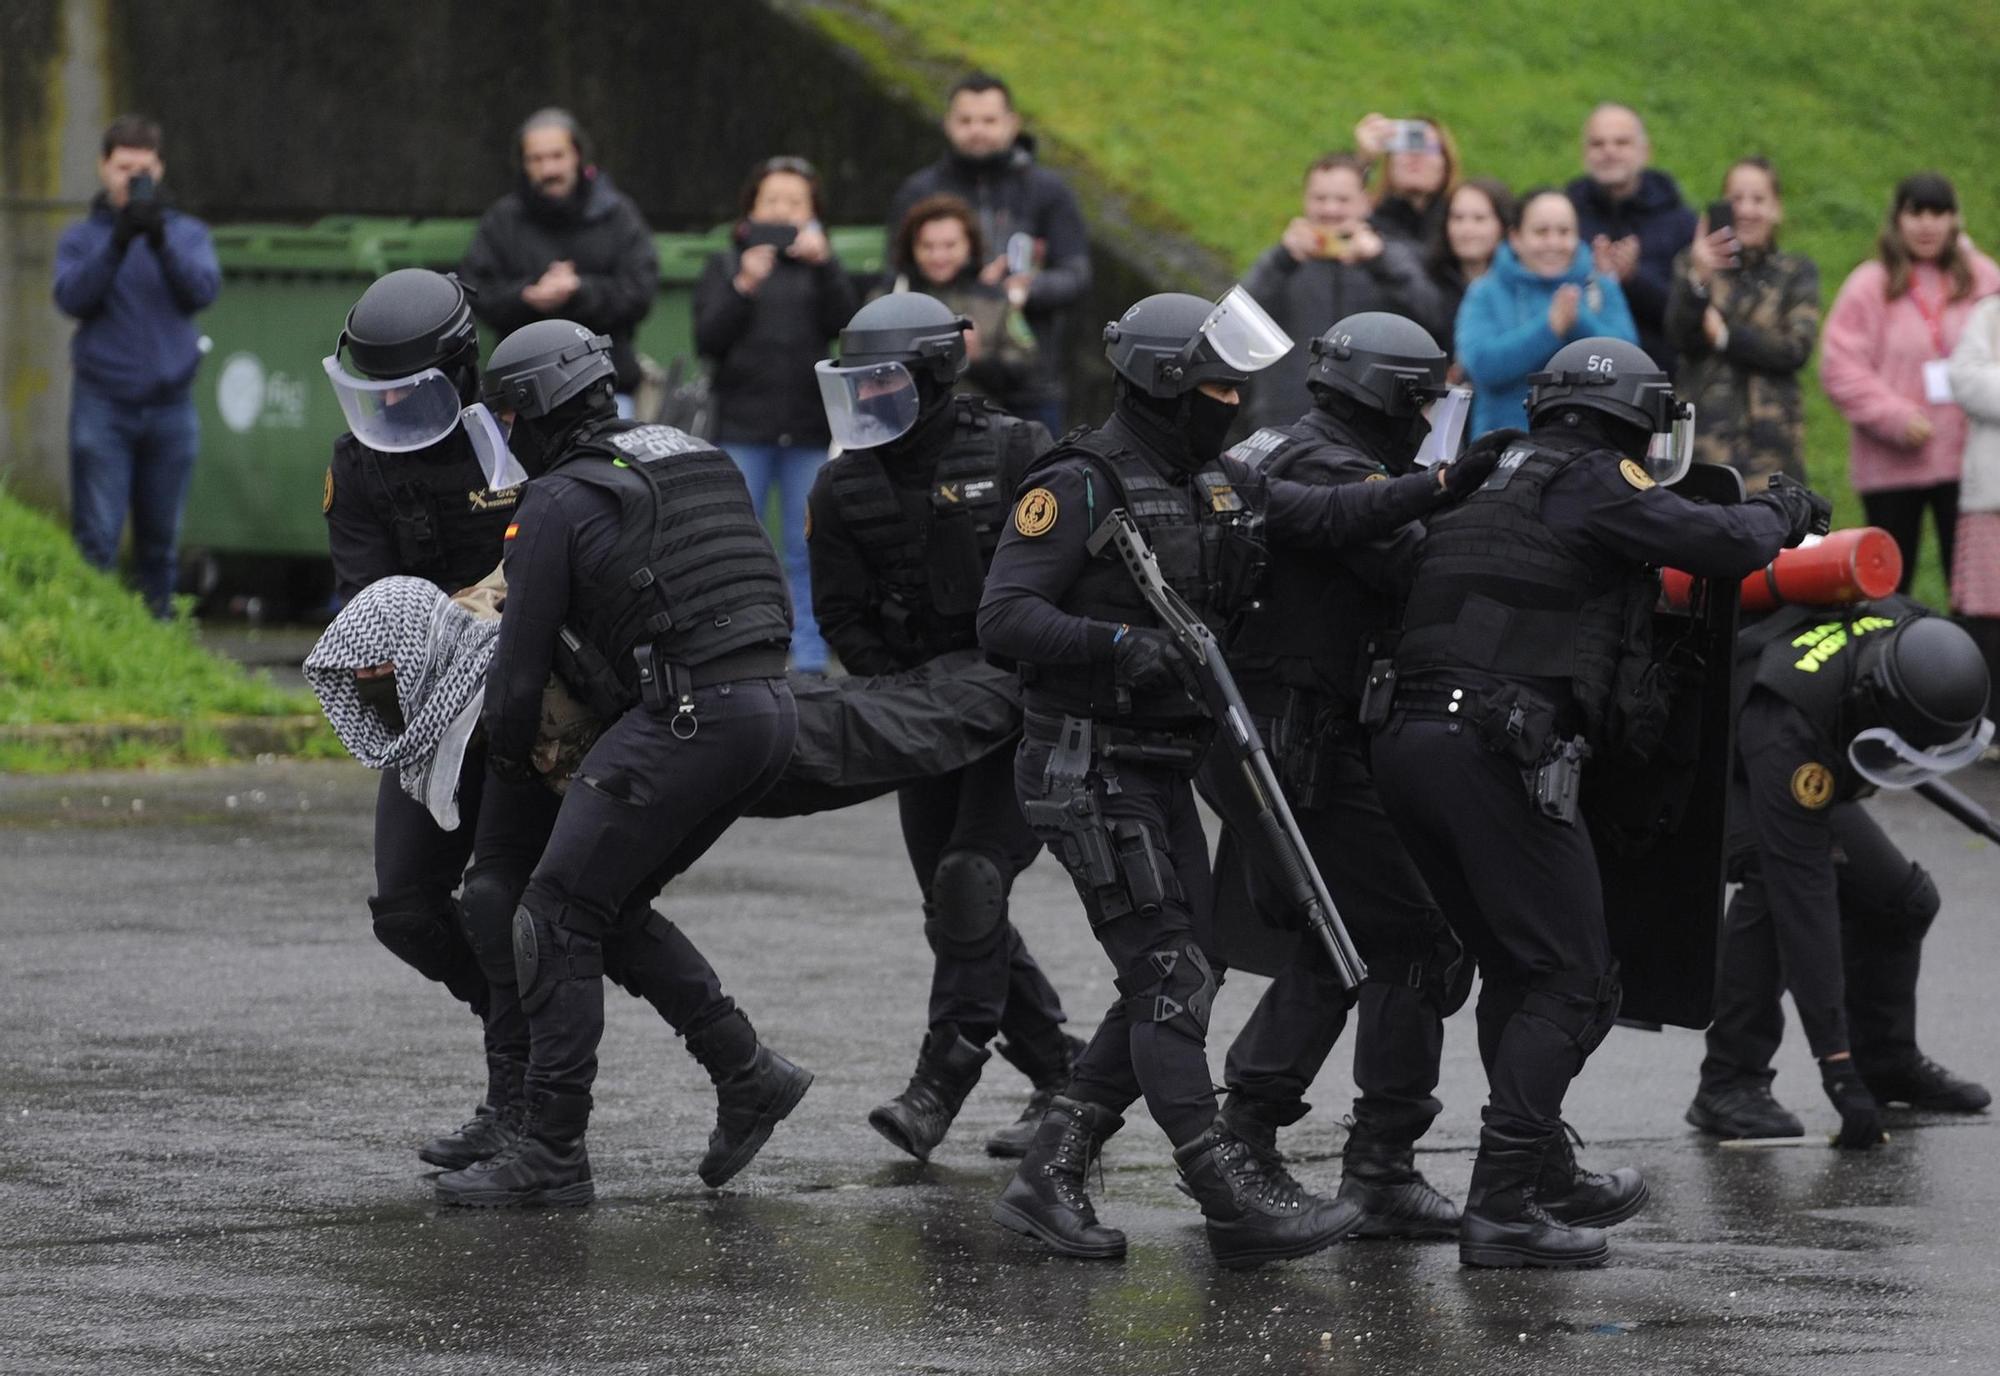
[{"xmin": 1821, "ymin": 173, "xmax": 2000, "ymax": 593}]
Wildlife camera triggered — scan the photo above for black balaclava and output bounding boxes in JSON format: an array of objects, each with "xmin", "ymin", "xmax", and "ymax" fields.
[
  {"xmin": 1540, "ymin": 406, "xmax": 1652, "ymax": 463},
  {"xmin": 512, "ymin": 382, "xmax": 616, "ymax": 478},
  {"xmin": 876, "ymin": 375, "xmax": 958, "ymax": 472},
  {"xmin": 1311, "ymin": 386, "xmax": 1430, "ymax": 474},
  {"xmin": 1113, "ymin": 379, "xmax": 1237, "ymax": 473}
]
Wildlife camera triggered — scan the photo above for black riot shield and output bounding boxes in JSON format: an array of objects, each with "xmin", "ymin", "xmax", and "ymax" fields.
[{"xmin": 1583, "ymin": 462, "xmax": 1744, "ymax": 1028}]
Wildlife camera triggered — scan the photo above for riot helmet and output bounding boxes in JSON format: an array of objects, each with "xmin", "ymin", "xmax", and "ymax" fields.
[
  {"xmin": 481, "ymin": 319, "xmax": 617, "ymax": 478},
  {"xmin": 816, "ymin": 294, "xmax": 971, "ymax": 450},
  {"xmin": 1528, "ymin": 337, "xmax": 1695, "ymax": 483},
  {"xmin": 1847, "ymin": 617, "xmax": 1993, "ymax": 787},
  {"xmin": 322, "ymin": 270, "xmax": 520, "ymax": 484},
  {"xmin": 1104, "ymin": 287, "xmax": 1292, "ymax": 399},
  {"xmin": 1306, "ymin": 312, "xmax": 1447, "ymax": 418}
]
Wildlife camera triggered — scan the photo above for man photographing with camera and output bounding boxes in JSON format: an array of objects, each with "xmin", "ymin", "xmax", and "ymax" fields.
[{"xmin": 53, "ymin": 114, "xmax": 219, "ymax": 619}]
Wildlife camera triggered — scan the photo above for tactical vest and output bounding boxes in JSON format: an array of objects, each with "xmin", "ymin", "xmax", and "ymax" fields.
[
  {"xmin": 557, "ymin": 420, "xmax": 792, "ymax": 696},
  {"xmin": 1395, "ymin": 440, "xmax": 1651, "ymax": 742},
  {"xmin": 1222, "ymin": 421, "xmax": 1395, "ymax": 712},
  {"xmin": 826, "ymin": 397, "xmax": 1017, "ymax": 662},
  {"xmin": 343, "ymin": 431, "xmax": 518, "ymax": 592},
  {"xmin": 1024, "ymin": 425, "xmax": 1266, "ymax": 719},
  {"xmin": 1737, "ymin": 599, "xmax": 1913, "ymax": 732}
]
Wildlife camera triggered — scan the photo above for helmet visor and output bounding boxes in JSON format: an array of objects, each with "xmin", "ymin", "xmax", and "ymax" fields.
[
  {"xmin": 1414, "ymin": 386, "xmax": 1474, "ymax": 468},
  {"xmin": 1199, "ymin": 286, "xmax": 1294, "ymax": 374},
  {"xmin": 1646, "ymin": 403, "xmax": 1697, "ymax": 486},
  {"xmin": 815, "ymin": 359, "xmax": 920, "ymax": 450},
  {"xmin": 461, "ymin": 403, "xmax": 529, "ymax": 492},
  {"xmin": 323, "ymin": 356, "xmax": 464, "ymax": 453},
  {"xmin": 1848, "ymin": 718, "xmax": 1994, "ymax": 789}
]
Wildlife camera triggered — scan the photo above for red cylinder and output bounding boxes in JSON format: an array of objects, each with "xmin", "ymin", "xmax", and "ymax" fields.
[{"xmin": 1661, "ymin": 527, "xmax": 1904, "ymax": 612}]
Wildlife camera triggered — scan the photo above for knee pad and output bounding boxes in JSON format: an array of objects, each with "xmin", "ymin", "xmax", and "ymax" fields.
[
  {"xmin": 460, "ymin": 864, "xmax": 527, "ymax": 986},
  {"xmin": 925, "ymin": 850, "xmax": 1008, "ymax": 959},
  {"xmin": 1119, "ymin": 942, "xmax": 1216, "ymax": 1041},
  {"xmin": 512, "ymin": 904, "xmax": 605, "ymax": 1015},
  {"xmin": 1519, "ymin": 969, "xmax": 1622, "ymax": 1057},
  {"xmin": 1887, "ymin": 863, "xmax": 1942, "ymax": 938},
  {"xmin": 368, "ymin": 896, "xmax": 474, "ymax": 984}
]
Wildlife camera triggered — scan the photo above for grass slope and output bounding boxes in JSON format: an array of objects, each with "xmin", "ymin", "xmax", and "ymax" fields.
[
  {"xmin": 826, "ymin": 0, "xmax": 2000, "ymax": 601},
  {"xmin": 0, "ymin": 490, "xmax": 329, "ymax": 770}
]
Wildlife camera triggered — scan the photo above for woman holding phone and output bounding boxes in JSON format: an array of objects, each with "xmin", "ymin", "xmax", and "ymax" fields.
[
  {"xmin": 695, "ymin": 156, "xmax": 858, "ymax": 672},
  {"xmin": 1663, "ymin": 157, "xmax": 1821, "ymax": 491}
]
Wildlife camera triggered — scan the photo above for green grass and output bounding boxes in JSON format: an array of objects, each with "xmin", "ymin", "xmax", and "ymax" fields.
[
  {"xmin": 0, "ymin": 489, "xmax": 331, "ymax": 770},
  {"xmin": 824, "ymin": 0, "xmax": 2000, "ymax": 606}
]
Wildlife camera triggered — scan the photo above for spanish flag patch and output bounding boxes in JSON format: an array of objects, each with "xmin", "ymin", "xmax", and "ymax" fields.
[{"xmin": 505, "ymin": 522, "xmax": 520, "ymax": 541}]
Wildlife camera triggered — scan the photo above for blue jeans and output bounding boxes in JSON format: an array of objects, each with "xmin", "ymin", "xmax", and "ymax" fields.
[
  {"xmin": 68, "ymin": 381, "xmax": 200, "ymax": 618},
  {"xmin": 724, "ymin": 441, "xmax": 828, "ymax": 671}
]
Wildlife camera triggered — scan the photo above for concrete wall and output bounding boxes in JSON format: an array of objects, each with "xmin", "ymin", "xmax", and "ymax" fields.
[{"xmin": 2, "ymin": 0, "xmax": 1209, "ymax": 512}]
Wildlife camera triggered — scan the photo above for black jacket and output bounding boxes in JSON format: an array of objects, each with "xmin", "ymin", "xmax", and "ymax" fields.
[
  {"xmin": 885, "ymin": 136, "xmax": 1092, "ymax": 404},
  {"xmin": 694, "ymin": 244, "xmax": 858, "ymax": 446},
  {"xmin": 1564, "ymin": 169, "xmax": 1698, "ymax": 374},
  {"xmin": 460, "ymin": 171, "xmax": 659, "ymax": 391}
]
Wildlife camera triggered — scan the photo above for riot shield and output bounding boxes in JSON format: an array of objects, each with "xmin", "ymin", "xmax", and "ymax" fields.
[
  {"xmin": 1584, "ymin": 462, "xmax": 1743, "ymax": 1028},
  {"xmin": 1197, "ymin": 739, "xmax": 1307, "ymax": 978}
]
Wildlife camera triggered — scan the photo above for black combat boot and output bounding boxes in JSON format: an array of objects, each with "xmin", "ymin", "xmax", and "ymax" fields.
[
  {"xmin": 1173, "ymin": 1117, "xmax": 1363, "ymax": 1270},
  {"xmin": 1685, "ymin": 1082, "xmax": 1805, "ymax": 1139},
  {"xmin": 1458, "ymin": 1127, "xmax": 1607, "ymax": 1269},
  {"xmin": 689, "ymin": 1013, "xmax": 814, "ymax": 1188},
  {"xmin": 1858, "ymin": 1053, "xmax": 1993, "ymax": 1113},
  {"xmin": 1337, "ymin": 1132, "xmax": 1461, "ymax": 1240},
  {"xmin": 991, "ymin": 1095, "xmax": 1127, "ymax": 1259},
  {"xmin": 434, "ymin": 1089, "xmax": 593, "ymax": 1208},
  {"xmin": 419, "ymin": 1054, "xmax": 527, "ymax": 1170},
  {"xmin": 1536, "ymin": 1122, "xmax": 1648, "ymax": 1228},
  {"xmin": 868, "ymin": 1029, "xmax": 991, "ymax": 1163},
  {"xmin": 986, "ymin": 1031, "xmax": 1087, "ymax": 1158}
]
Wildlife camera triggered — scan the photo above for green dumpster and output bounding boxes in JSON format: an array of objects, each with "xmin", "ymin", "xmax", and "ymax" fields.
[{"xmin": 184, "ymin": 217, "xmax": 885, "ymax": 560}]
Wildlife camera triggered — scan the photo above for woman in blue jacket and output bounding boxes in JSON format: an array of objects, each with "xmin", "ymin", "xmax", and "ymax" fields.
[{"xmin": 1455, "ymin": 188, "xmax": 1637, "ymax": 437}]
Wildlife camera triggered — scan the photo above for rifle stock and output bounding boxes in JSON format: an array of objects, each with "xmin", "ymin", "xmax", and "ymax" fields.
[{"xmin": 1087, "ymin": 509, "xmax": 1367, "ymax": 990}]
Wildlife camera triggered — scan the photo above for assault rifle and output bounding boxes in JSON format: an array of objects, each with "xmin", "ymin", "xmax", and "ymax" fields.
[{"xmin": 1086, "ymin": 509, "xmax": 1367, "ymax": 990}]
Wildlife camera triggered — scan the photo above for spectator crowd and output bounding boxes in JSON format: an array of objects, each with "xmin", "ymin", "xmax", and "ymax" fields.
[{"xmin": 53, "ymin": 85, "xmax": 2000, "ymax": 703}]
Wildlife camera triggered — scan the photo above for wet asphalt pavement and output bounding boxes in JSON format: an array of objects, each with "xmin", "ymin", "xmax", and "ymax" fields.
[{"xmin": 3, "ymin": 760, "xmax": 1998, "ymax": 1375}]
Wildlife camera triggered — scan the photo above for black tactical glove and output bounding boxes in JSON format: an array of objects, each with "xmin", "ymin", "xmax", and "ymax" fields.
[
  {"xmin": 1435, "ymin": 427, "xmax": 1522, "ymax": 502},
  {"xmin": 1821, "ymin": 1059, "xmax": 1886, "ymax": 1150},
  {"xmin": 1753, "ymin": 473, "xmax": 1833, "ymax": 547},
  {"xmin": 1112, "ymin": 625, "xmax": 1196, "ymax": 695}
]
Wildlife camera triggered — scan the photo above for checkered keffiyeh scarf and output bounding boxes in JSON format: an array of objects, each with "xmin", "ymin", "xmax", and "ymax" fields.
[{"xmin": 304, "ymin": 576, "xmax": 499, "ymax": 816}]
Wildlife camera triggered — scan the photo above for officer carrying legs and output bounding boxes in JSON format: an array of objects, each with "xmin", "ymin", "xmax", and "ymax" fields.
[
  {"xmin": 1690, "ymin": 600, "xmax": 1992, "ymax": 1144},
  {"xmin": 1206, "ymin": 312, "xmax": 1468, "ymax": 1240},
  {"xmin": 434, "ymin": 320, "xmax": 812, "ymax": 1207},
  {"xmin": 979, "ymin": 288, "xmax": 1506, "ymax": 1268},
  {"xmin": 1372, "ymin": 336, "xmax": 1830, "ymax": 1267},
  {"xmin": 806, "ymin": 294, "xmax": 1080, "ymax": 1162},
  {"xmin": 319, "ymin": 269, "xmax": 529, "ymax": 1168}
]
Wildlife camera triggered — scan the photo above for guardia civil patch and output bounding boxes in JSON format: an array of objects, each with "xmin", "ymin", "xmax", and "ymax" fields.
[
  {"xmin": 1015, "ymin": 487, "xmax": 1059, "ymax": 537},
  {"xmin": 322, "ymin": 467, "xmax": 335, "ymax": 514},
  {"xmin": 1791, "ymin": 762, "xmax": 1835, "ymax": 810},
  {"xmin": 1365, "ymin": 472, "xmax": 1388, "ymax": 482},
  {"xmin": 1619, "ymin": 458, "xmax": 1656, "ymax": 491}
]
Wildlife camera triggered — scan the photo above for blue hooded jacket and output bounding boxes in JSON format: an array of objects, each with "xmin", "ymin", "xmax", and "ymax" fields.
[
  {"xmin": 1454, "ymin": 241, "xmax": 1637, "ymax": 437},
  {"xmin": 54, "ymin": 198, "xmax": 219, "ymax": 404}
]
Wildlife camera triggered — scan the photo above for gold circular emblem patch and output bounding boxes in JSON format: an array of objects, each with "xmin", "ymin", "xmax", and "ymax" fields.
[
  {"xmin": 1619, "ymin": 458, "xmax": 1656, "ymax": 491},
  {"xmin": 1365, "ymin": 471, "xmax": 1389, "ymax": 482},
  {"xmin": 1015, "ymin": 487, "xmax": 1059, "ymax": 537},
  {"xmin": 1791, "ymin": 761, "xmax": 1835, "ymax": 810},
  {"xmin": 322, "ymin": 467, "xmax": 335, "ymax": 513}
]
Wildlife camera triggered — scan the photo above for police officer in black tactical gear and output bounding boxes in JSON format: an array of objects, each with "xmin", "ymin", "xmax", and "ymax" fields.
[
  {"xmin": 1373, "ymin": 335, "xmax": 1830, "ymax": 1269},
  {"xmin": 433, "ymin": 319, "xmax": 812, "ymax": 1207},
  {"xmin": 1689, "ymin": 600, "xmax": 1992, "ymax": 1146},
  {"xmin": 979, "ymin": 288, "xmax": 1507, "ymax": 1268},
  {"xmin": 806, "ymin": 294, "xmax": 1082, "ymax": 1163},
  {"xmin": 1205, "ymin": 312, "xmax": 1467, "ymax": 1242},
  {"xmin": 320, "ymin": 268, "xmax": 524, "ymax": 1168}
]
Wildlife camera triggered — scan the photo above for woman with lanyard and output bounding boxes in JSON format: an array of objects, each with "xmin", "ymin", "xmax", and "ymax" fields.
[{"xmin": 1822, "ymin": 173, "xmax": 2000, "ymax": 593}]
